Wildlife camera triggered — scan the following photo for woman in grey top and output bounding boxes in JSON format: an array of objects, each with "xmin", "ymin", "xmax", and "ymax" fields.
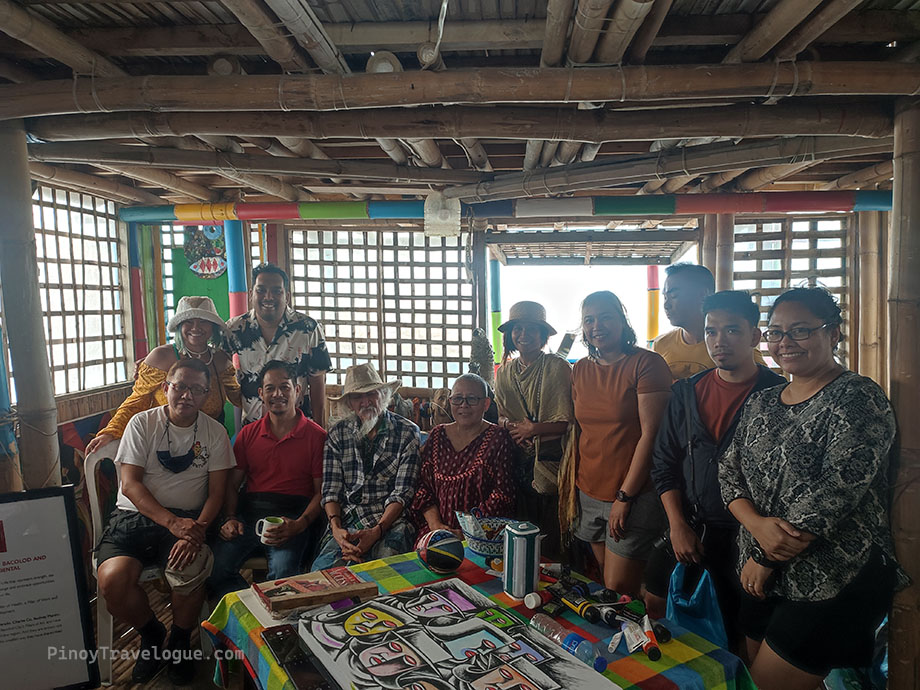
[{"xmin": 720, "ymin": 287, "xmax": 907, "ymax": 690}]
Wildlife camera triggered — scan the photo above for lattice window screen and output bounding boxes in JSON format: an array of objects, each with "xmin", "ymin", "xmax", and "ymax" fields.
[
  {"xmin": 289, "ymin": 227, "xmax": 474, "ymax": 387},
  {"xmin": 0, "ymin": 186, "xmax": 129, "ymax": 401},
  {"xmin": 733, "ymin": 215, "xmax": 850, "ymax": 368},
  {"xmin": 160, "ymin": 224, "xmax": 185, "ymax": 338},
  {"xmin": 249, "ymin": 223, "xmax": 264, "ymax": 273}
]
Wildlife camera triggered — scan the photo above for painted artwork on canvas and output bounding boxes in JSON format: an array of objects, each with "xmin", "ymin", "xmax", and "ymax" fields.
[{"xmin": 298, "ymin": 578, "xmax": 621, "ymax": 690}]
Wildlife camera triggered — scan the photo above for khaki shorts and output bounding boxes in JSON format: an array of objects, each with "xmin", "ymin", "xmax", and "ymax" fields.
[{"xmin": 573, "ymin": 489, "xmax": 666, "ymax": 560}]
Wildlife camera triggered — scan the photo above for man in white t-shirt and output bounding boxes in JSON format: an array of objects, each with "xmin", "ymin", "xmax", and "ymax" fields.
[{"xmin": 96, "ymin": 359, "xmax": 233, "ymax": 685}]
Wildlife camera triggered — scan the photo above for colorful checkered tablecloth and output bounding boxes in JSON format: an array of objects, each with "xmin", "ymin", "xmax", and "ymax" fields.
[{"xmin": 203, "ymin": 547, "xmax": 756, "ymax": 690}]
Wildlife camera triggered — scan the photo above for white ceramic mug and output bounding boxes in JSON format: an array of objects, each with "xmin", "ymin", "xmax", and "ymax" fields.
[{"xmin": 255, "ymin": 516, "xmax": 284, "ymax": 544}]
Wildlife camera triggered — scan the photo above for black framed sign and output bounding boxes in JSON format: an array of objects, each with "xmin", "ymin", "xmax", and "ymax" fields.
[{"xmin": 0, "ymin": 486, "xmax": 99, "ymax": 689}]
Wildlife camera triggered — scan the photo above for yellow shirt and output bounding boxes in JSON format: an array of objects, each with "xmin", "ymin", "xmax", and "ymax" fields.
[{"xmin": 652, "ymin": 328, "xmax": 766, "ymax": 380}]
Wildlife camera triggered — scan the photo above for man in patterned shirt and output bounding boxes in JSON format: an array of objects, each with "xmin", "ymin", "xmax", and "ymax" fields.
[
  {"xmin": 312, "ymin": 362, "xmax": 421, "ymax": 569},
  {"xmin": 224, "ymin": 263, "xmax": 332, "ymax": 425}
]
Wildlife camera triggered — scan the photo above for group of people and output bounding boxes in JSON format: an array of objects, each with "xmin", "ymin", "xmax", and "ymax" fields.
[{"xmin": 88, "ymin": 260, "xmax": 906, "ymax": 689}]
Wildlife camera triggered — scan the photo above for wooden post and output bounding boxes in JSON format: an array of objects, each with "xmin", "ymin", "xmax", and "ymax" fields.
[
  {"xmin": 889, "ymin": 98, "xmax": 920, "ymax": 690},
  {"xmin": 0, "ymin": 120, "xmax": 60, "ymax": 489},
  {"xmin": 715, "ymin": 213, "xmax": 735, "ymax": 291},
  {"xmin": 471, "ymin": 220, "xmax": 489, "ymax": 332},
  {"xmin": 857, "ymin": 211, "xmax": 886, "ymax": 387},
  {"xmin": 700, "ymin": 214, "xmax": 717, "ymax": 275}
]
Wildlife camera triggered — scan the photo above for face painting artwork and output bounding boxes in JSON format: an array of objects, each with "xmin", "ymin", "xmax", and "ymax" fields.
[
  {"xmin": 297, "ymin": 578, "xmax": 623, "ymax": 690},
  {"xmin": 184, "ymin": 225, "xmax": 227, "ymax": 279}
]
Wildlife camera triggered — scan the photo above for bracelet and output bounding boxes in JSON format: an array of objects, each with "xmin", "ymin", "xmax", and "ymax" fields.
[
  {"xmin": 375, "ymin": 523, "xmax": 386, "ymax": 536},
  {"xmin": 328, "ymin": 514, "xmax": 342, "ymax": 526}
]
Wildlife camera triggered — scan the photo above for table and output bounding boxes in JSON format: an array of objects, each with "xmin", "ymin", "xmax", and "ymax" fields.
[{"xmin": 202, "ymin": 548, "xmax": 756, "ymax": 690}]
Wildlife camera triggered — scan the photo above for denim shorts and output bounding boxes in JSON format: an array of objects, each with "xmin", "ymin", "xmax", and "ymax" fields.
[{"xmin": 573, "ymin": 489, "xmax": 666, "ymax": 560}]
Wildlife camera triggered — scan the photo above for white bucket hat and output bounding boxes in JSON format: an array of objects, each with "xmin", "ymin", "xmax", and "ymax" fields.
[
  {"xmin": 328, "ymin": 362, "xmax": 401, "ymax": 401},
  {"xmin": 165, "ymin": 544, "xmax": 214, "ymax": 594},
  {"xmin": 167, "ymin": 296, "xmax": 230, "ymax": 340}
]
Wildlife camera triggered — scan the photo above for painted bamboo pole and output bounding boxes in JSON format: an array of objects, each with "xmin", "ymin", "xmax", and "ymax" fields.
[
  {"xmin": 888, "ymin": 98, "xmax": 920, "ymax": 690},
  {"xmin": 224, "ymin": 219, "xmax": 249, "ymax": 318},
  {"xmin": 128, "ymin": 222, "xmax": 149, "ymax": 360},
  {"xmin": 715, "ymin": 213, "xmax": 734, "ymax": 292},
  {"xmin": 857, "ymin": 212, "xmax": 885, "ymax": 387},
  {"xmin": 0, "ymin": 120, "xmax": 60, "ymax": 489},
  {"xmin": 151, "ymin": 227, "xmax": 166, "ymax": 345},
  {"xmin": 646, "ymin": 265, "xmax": 660, "ymax": 347},
  {"xmin": 700, "ymin": 214, "xmax": 717, "ymax": 274},
  {"xmin": 4, "ymin": 63, "xmax": 920, "ymax": 120},
  {"xmin": 489, "ymin": 259, "xmax": 502, "ymax": 364},
  {"xmin": 139, "ymin": 225, "xmax": 158, "ymax": 351}
]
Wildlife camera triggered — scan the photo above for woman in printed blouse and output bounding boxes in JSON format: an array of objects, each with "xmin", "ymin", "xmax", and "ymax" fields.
[
  {"xmin": 411, "ymin": 373, "xmax": 516, "ymax": 543},
  {"xmin": 572, "ymin": 291, "xmax": 672, "ymax": 595},
  {"xmin": 720, "ymin": 287, "xmax": 907, "ymax": 690},
  {"xmin": 85, "ymin": 296, "xmax": 241, "ymax": 454}
]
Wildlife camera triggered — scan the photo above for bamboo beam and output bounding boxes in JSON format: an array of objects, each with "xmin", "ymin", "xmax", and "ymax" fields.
[
  {"xmin": 733, "ymin": 161, "xmax": 817, "ymax": 191},
  {"xmin": 219, "ymin": 0, "xmax": 313, "ymax": 73},
  {"xmin": 0, "ymin": 0, "xmax": 126, "ymax": 77},
  {"xmin": 94, "ymin": 164, "xmax": 215, "ymax": 201},
  {"xmin": 857, "ymin": 211, "xmax": 885, "ymax": 386},
  {"xmin": 568, "ymin": 0, "xmax": 616, "ymax": 64},
  {"xmin": 775, "ymin": 0, "xmax": 864, "ymax": 61},
  {"xmin": 638, "ymin": 178, "xmax": 668, "ymax": 194},
  {"xmin": 445, "ymin": 135, "xmax": 894, "ymax": 202},
  {"xmin": 29, "ymin": 162, "xmax": 164, "ymax": 204},
  {"xmin": 25, "ymin": 102, "xmax": 894, "ymax": 144},
  {"xmin": 262, "ymin": 0, "xmax": 349, "ymax": 74},
  {"xmin": 0, "ymin": 120, "xmax": 60, "ymax": 489},
  {"xmin": 27, "ymin": 142, "xmax": 484, "ymax": 184},
  {"xmin": 459, "ymin": 138, "xmax": 493, "ymax": 171},
  {"xmin": 660, "ymin": 173, "xmax": 697, "ymax": 193},
  {"xmin": 627, "ymin": 0, "xmax": 673, "ymax": 63},
  {"xmin": 595, "ymin": 0, "xmax": 655, "ymax": 64},
  {"xmin": 0, "ymin": 56, "xmax": 37, "ymax": 83},
  {"xmin": 215, "ymin": 168, "xmax": 312, "ymax": 201},
  {"xmin": 723, "ymin": 0, "xmax": 823, "ymax": 64},
  {"xmin": 554, "ymin": 141, "xmax": 583, "ymax": 166},
  {"xmin": 5, "ymin": 63, "xmax": 918, "ymax": 120},
  {"xmin": 888, "ymin": 98, "xmax": 920, "ymax": 690},
  {"xmin": 542, "ymin": 0, "xmax": 576, "ymax": 68},
  {"xmin": 819, "ymin": 160, "xmax": 894, "ymax": 190},
  {"xmin": 715, "ymin": 213, "xmax": 734, "ymax": 291}
]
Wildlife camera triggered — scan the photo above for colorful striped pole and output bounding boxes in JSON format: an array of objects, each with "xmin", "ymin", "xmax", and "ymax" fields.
[
  {"xmin": 127, "ymin": 222, "xmax": 149, "ymax": 359},
  {"xmin": 224, "ymin": 219, "xmax": 249, "ymax": 318},
  {"xmin": 489, "ymin": 259, "xmax": 502, "ymax": 364},
  {"xmin": 151, "ymin": 227, "xmax": 166, "ymax": 345},
  {"xmin": 139, "ymin": 225, "xmax": 159, "ymax": 351},
  {"xmin": 647, "ymin": 265, "xmax": 660, "ymax": 348}
]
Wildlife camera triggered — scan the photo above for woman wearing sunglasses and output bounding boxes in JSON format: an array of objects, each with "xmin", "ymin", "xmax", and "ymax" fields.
[
  {"xmin": 410, "ymin": 373, "xmax": 516, "ymax": 543},
  {"xmin": 720, "ymin": 287, "xmax": 907, "ymax": 690}
]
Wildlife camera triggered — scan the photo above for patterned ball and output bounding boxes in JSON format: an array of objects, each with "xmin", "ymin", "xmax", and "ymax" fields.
[{"xmin": 416, "ymin": 529, "xmax": 465, "ymax": 574}]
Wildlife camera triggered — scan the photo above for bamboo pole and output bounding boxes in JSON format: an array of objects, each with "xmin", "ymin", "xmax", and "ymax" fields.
[
  {"xmin": 775, "ymin": 0, "xmax": 864, "ymax": 60},
  {"xmin": 888, "ymin": 98, "xmax": 920, "ymax": 690},
  {"xmin": 627, "ymin": 0, "xmax": 672, "ymax": 64},
  {"xmin": 819, "ymin": 160, "xmax": 894, "ymax": 191},
  {"xmin": 715, "ymin": 213, "xmax": 734, "ymax": 292},
  {"xmin": 723, "ymin": 0, "xmax": 823, "ymax": 63},
  {"xmin": 694, "ymin": 168, "xmax": 747, "ymax": 193},
  {"xmin": 567, "ymin": 0, "xmax": 616, "ymax": 64},
  {"xmin": 445, "ymin": 135, "xmax": 893, "ymax": 202},
  {"xmin": 638, "ymin": 177, "xmax": 668, "ymax": 194},
  {"xmin": 857, "ymin": 211, "xmax": 885, "ymax": 386},
  {"xmin": 94, "ymin": 164, "xmax": 214, "ymax": 202},
  {"xmin": 218, "ymin": 0, "xmax": 313, "ymax": 73},
  {"xmin": 595, "ymin": 0, "xmax": 655, "ymax": 64},
  {"xmin": 0, "ymin": 120, "xmax": 60, "ymax": 489},
  {"xmin": 700, "ymin": 213, "xmax": 717, "ymax": 274},
  {"xmin": 733, "ymin": 161, "xmax": 817, "ymax": 191},
  {"xmin": 0, "ymin": 56, "xmax": 37, "ymax": 83},
  {"xmin": 0, "ymin": 0, "xmax": 127, "ymax": 77},
  {"xmin": 262, "ymin": 0, "xmax": 350, "ymax": 74},
  {"xmin": 541, "ymin": 0, "xmax": 576, "ymax": 68},
  {"xmin": 26, "ymin": 102, "xmax": 892, "ymax": 145},
  {"xmin": 29, "ymin": 162, "xmax": 164, "ymax": 205},
  {"xmin": 661, "ymin": 173, "xmax": 697, "ymax": 193},
  {"xmin": 5, "ymin": 63, "xmax": 918, "ymax": 120},
  {"xmin": 27, "ymin": 141, "xmax": 484, "ymax": 184}
]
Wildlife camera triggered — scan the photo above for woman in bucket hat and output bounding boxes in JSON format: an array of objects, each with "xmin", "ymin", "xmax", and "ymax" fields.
[
  {"xmin": 494, "ymin": 301, "xmax": 574, "ymax": 559},
  {"xmin": 86, "ymin": 296, "xmax": 241, "ymax": 454}
]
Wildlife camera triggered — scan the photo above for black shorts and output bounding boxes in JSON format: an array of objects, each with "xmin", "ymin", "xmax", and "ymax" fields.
[
  {"xmin": 740, "ymin": 549, "xmax": 896, "ymax": 677},
  {"xmin": 96, "ymin": 508, "xmax": 197, "ymax": 568}
]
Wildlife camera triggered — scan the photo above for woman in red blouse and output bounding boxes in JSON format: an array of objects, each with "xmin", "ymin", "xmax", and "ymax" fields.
[{"xmin": 411, "ymin": 374, "xmax": 517, "ymax": 543}]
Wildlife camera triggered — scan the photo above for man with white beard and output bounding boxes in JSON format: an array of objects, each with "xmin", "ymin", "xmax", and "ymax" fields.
[{"xmin": 312, "ymin": 363, "xmax": 421, "ymax": 569}]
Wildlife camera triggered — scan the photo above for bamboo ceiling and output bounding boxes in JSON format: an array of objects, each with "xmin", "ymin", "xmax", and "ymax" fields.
[{"xmin": 1, "ymin": 0, "xmax": 913, "ymax": 206}]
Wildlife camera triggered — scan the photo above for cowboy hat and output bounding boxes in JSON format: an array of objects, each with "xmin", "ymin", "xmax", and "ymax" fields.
[
  {"xmin": 166, "ymin": 295, "xmax": 230, "ymax": 339},
  {"xmin": 328, "ymin": 362, "xmax": 401, "ymax": 401},
  {"xmin": 497, "ymin": 301, "xmax": 557, "ymax": 336}
]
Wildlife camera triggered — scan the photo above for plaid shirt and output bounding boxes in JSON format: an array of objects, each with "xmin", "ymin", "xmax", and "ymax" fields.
[
  {"xmin": 223, "ymin": 308, "xmax": 332, "ymax": 423},
  {"xmin": 321, "ymin": 410, "xmax": 421, "ymax": 529}
]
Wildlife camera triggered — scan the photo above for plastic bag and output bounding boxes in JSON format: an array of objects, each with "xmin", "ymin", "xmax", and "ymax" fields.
[{"xmin": 666, "ymin": 562, "xmax": 729, "ymax": 649}]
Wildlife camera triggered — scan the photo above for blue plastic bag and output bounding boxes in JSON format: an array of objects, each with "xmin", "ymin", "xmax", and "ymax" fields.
[{"xmin": 665, "ymin": 562, "xmax": 729, "ymax": 649}]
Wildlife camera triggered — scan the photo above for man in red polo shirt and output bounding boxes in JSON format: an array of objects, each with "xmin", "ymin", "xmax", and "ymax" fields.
[{"xmin": 208, "ymin": 360, "xmax": 326, "ymax": 598}]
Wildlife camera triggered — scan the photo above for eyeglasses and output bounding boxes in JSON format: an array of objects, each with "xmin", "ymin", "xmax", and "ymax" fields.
[
  {"xmin": 448, "ymin": 395, "xmax": 485, "ymax": 407},
  {"xmin": 166, "ymin": 381, "xmax": 210, "ymax": 397},
  {"xmin": 763, "ymin": 323, "xmax": 831, "ymax": 343}
]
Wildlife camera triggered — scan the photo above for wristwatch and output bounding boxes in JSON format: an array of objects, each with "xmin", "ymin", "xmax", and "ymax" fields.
[
  {"xmin": 615, "ymin": 490, "xmax": 636, "ymax": 504},
  {"xmin": 751, "ymin": 543, "xmax": 786, "ymax": 569}
]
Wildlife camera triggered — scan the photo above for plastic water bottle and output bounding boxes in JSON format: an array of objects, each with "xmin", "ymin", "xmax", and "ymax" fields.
[{"xmin": 529, "ymin": 613, "xmax": 608, "ymax": 672}]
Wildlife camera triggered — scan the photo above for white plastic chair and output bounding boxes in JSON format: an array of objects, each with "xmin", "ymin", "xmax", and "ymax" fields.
[{"xmin": 84, "ymin": 440, "xmax": 213, "ymax": 684}]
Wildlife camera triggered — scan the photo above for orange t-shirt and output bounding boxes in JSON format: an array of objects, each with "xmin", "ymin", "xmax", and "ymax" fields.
[
  {"xmin": 695, "ymin": 368, "xmax": 758, "ymax": 443},
  {"xmin": 573, "ymin": 349, "xmax": 672, "ymax": 502}
]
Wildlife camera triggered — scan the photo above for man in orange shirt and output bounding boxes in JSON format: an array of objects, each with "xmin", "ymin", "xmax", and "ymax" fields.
[{"xmin": 647, "ymin": 291, "xmax": 785, "ymax": 642}]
